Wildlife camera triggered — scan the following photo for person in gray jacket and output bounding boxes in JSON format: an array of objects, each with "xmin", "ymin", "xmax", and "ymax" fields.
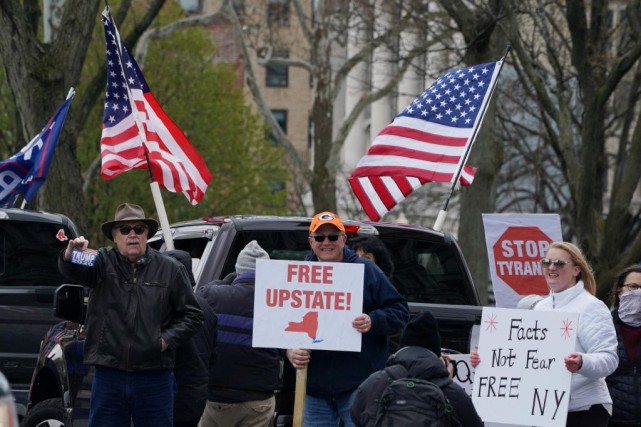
[{"xmin": 59, "ymin": 203, "xmax": 203, "ymax": 427}]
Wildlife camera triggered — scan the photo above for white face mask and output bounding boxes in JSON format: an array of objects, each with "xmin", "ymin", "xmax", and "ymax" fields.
[{"xmin": 618, "ymin": 289, "xmax": 641, "ymax": 327}]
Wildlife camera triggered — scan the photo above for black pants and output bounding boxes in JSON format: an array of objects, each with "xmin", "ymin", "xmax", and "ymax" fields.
[{"xmin": 566, "ymin": 404, "xmax": 610, "ymax": 427}]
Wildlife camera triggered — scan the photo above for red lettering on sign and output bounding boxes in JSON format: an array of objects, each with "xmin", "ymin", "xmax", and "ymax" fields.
[
  {"xmin": 286, "ymin": 264, "xmax": 334, "ymax": 284},
  {"xmin": 492, "ymin": 226, "xmax": 552, "ymax": 295}
]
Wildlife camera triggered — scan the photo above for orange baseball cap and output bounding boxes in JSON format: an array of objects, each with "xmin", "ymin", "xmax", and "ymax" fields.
[{"xmin": 309, "ymin": 211, "xmax": 345, "ymax": 233}]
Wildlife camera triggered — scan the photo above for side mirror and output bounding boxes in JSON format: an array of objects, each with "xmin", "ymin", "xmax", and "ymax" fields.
[{"xmin": 54, "ymin": 284, "xmax": 86, "ymax": 324}]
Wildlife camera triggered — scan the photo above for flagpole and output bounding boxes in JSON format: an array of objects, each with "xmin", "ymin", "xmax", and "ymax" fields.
[
  {"xmin": 433, "ymin": 47, "xmax": 511, "ymax": 232},
  {"xmin": 106, "ymin": 6, "xmax": 175, "ymax": 250}
]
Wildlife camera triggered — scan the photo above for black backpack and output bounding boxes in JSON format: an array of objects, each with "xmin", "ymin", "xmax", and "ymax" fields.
[{"xmin": 373, "ymin": 364, "xmax": 461, "ymax": 427}]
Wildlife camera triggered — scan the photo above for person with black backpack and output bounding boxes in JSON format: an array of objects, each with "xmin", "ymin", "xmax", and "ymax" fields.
[{"xmin": 350, "ymin": 312, "xmax": 483, "ymax": 427}]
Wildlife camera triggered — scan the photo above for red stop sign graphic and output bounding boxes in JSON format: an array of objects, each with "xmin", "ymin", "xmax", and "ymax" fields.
[{"xmin": 493, "ymin": 226, "xmax": 552, "ymax": 295}]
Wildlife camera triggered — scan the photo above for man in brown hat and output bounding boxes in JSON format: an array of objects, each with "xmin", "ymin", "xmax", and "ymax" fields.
[{"xmin": 58, "ymin": 203, "xmax": 204, "ymax": 427}]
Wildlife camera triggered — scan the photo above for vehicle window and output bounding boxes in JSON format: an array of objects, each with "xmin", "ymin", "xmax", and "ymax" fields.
[
  {"xmin": 220, "ymin": 231, "xmax": 311, "ymax": 278},
  {"xmin": 218, "ymin": 230, "xmax": 471, "ymax": 306},
  {"xmin": 382, "ymin": 237, "xmax": 470, "ymax": 305},
  {"xmin": 0, "ymin": 222, "xmax": 71, "ymax": 287},
  {"xmin": 152, "ymin": 236, "xmax": 214, "ymax": 281},
  {"xmin": 150, "ymin": 236, "xmax": 211, "ymax": 259}
]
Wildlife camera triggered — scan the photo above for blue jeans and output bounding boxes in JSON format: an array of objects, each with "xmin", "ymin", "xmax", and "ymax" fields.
[
  {"xmin": 304, "ymin": 390, "xmax": 356, "ymax": 427},
  {"xmin": 89, "ymin": 366, "xmax": 175, "ymax": 427}
]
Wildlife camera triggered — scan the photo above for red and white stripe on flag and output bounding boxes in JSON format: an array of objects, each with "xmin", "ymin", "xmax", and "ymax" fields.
[
  {"xmin": 349, "ymin": 60, "xmax": 502, "ymax": 221},
  {"xmin": 100, "ymin": 7, "xmax": 212, "ymax": 206},
  {"xmin": 349, "ymin": 165, "xmax": 476, "ymax": 222},
  {"xmin": 100, "ymin": 90, "xmax": 212, "ymax": 205}
]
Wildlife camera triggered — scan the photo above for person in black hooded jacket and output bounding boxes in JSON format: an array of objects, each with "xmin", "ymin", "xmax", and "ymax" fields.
[
  {"xmin": 165, "ymin": 250, "xmax": 218, "ymax": 427},
  {"xmin": 351, "ymin": 310, "xmax": 482, "ymax": 427},
  {"xmin": 350, "ymin": 345, "xmax": 483, "ymax": 427}
]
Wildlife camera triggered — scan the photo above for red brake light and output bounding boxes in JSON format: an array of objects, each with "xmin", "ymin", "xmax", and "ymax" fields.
[{"xmin": 344, "ymin": 225, "xmax": 360, "ymax": 234}]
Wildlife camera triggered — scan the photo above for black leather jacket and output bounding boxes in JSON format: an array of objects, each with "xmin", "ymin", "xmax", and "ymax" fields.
[{"xmin": 58, "ymin": 246, "xmax": 203, "ymax": 371}]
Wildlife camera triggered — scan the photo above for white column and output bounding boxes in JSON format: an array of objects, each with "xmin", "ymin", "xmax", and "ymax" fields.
[
  {"xmin": 332, "ymin": 43, "xmax": 347, "ymax": 162},
  {"xmin": 341, "ymin": 16, "xmax": 370, "ymax": 170},
  {"xmin": 370, "ymin": 2, "xmax": 395, "ymax": 142}
]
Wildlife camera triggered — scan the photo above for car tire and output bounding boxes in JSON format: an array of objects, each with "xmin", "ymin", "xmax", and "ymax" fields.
[{"xmin": 20, "ymin": 398, "xmax": 65, "ymax": 427}]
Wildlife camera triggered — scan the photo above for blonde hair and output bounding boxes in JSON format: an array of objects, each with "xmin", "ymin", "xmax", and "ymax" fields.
[{"xmin": 546, "ymin": 242, "xmax": 596, "ymax": 295}]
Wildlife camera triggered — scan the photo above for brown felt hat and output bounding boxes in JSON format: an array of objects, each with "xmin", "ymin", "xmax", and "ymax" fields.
[{"xmin": 101, "ymin": 203, "xmax": 159, "ymax": 241}]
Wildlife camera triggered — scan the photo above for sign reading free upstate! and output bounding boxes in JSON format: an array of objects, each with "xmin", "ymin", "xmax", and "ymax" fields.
[{"xmin": 253, "ymin": 259, "xmax": 365, "ymax": 351}]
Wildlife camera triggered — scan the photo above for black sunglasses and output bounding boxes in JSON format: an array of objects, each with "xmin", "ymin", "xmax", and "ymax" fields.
[
  {"xmin": 540, "ymin": 258, "xmax": 569, "ymax": 268},
  {"xmin": 311, "ymin": 234, "xmax": 341, "ymax": 243},
  {"xmin": 118, "ymin": 225, "xmax": 147, "ymax": 235}
]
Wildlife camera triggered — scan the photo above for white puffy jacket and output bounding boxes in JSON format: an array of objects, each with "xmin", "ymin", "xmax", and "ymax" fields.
[{"xmin": 535, "ymin": 281, "xmax": 618, "ymax": 412}]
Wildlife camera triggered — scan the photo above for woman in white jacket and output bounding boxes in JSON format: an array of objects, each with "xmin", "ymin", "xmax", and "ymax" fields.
[
  {"xmin": 534, "ymin": 242, "xmax": 618, "ymax": 426},
  {"xmin": 471, "ymin": 241, "xmax": 618, "ymax": 426}
]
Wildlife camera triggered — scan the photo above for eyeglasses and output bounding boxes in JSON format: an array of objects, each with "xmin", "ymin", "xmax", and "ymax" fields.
[
  {"xmin": 540, "ymin": 258, "xmax": 570, "ymax": 268},
  {"xmin": 311, "ymin": 234, "xmax": 341, "ymax": 242},
  {"xmin": 118, "ymin": 225, "xmax": 147, "ymax": 235},
  {"xmin": 622, "ymin": 283, "xmax": 641, "ymax": 291}
]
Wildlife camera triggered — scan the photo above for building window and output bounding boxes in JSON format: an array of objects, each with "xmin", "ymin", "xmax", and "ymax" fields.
[
  {"xmin": 272, "ymin": 110, "xmax": 288, "ymax": 134},
  {"xmin": 268, "ymin": 110, "xmax": 287, "ymax": 143},
  {"xmin": 266, "ymin": 51, "xmax": 289, "ymax": 87},
  {"xmin": 267, "ymin": 0, "xmax": 290, "ymax": 27}
]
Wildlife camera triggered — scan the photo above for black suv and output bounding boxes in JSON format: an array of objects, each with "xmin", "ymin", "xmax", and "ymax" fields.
[
  {"xmin": 23, "ymin": 215, "xmax": 482, "ymax": 426},
  {"xmin": 0, "ymin": 208, "xmax": 79, "ymax": 420}
]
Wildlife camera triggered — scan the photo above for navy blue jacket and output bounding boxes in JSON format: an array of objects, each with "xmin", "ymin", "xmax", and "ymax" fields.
[
  {"xmin": 303, "ymin": 246, "xmax": 409, "ymax": 397},
  {"xmin": 197, "ymin": 273, "xmax": 281, "ymax": 403}
]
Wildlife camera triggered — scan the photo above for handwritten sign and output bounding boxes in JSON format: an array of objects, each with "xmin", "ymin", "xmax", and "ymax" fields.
[
  {"xmin": 447, "ymin": 354, "xmax": 474, "ymax": 396},
  {"xmin": 472, "ymin": 307, "xmax": 578, "ymax": 427},
  {"xmin": 252, "ymin": 259, "xmax": 364, "ymax": 351}
]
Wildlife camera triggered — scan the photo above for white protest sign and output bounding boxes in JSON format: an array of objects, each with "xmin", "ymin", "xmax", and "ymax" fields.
[
  {"xmin": 473, "ymin": 307, "xmax": 578, "ymax": 427},
  {"xmin": 482, "ymin": 214, "xmax": 563, "ymax": 308},
  {"xmin": 449, "ymin": 354, "xmax": 521, "ymax": 427},
  {"xmin": 253, "ymin": 259, "xmax": 364, "ymax": 351},
  {"xmin": 448, "ymin": 354, "xmax": 474, "ymax": 396}
]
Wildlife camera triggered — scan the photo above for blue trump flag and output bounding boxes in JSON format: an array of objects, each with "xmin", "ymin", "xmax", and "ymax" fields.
[{"xmin": 0, "ymin": 89, "xmax": 75, "ymax": 208}]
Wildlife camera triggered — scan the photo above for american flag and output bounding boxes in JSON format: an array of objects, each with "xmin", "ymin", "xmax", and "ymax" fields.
[
  {"xmin": 349, "ymin": 60, "xmax": 503, "ymax": 221},
  {"xmin": 0, "ymin": 89, "xmax": 74, "ymax": 208},
  {"xmin": 100, "ymin": 7, "xmax": 212, "ymax": 205}
]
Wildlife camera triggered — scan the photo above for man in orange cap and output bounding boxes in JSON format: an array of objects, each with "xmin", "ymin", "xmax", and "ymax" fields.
[{"xmin": 286, "ymin": 211, "xmax": 409, "ymax": 426}]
